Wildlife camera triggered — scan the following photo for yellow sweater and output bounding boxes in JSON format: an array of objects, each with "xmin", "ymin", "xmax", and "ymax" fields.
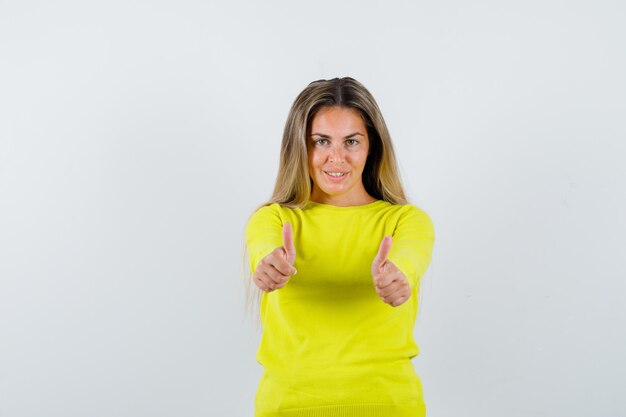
[{"xmin": 245, "ymin": 200, "xmax": 435, "ymax": 417}]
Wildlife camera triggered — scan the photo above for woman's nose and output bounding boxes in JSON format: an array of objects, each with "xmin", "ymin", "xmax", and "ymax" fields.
[{"xmin": 328, "ymin": 145, "xmax": 345, "ymax": 164}]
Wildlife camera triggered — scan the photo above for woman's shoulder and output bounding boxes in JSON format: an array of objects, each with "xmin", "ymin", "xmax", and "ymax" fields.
[
  {"xmin": 248, "ymin": 202, "xmax": 280, "ymax": 222},
  {"xmin": 251, "ymin": 202, "xmax": 281, "ymax": 214},
  {"xmin": 379, "ymin": 202, "xmax": 435, "ymax": 234},
  {"xmin": 246, "ymin": 202, "xmax": 296, "ymax": 227},
  {"xmin": 380, "ymin": 201, "xmax": 431, "ymax": 217}
]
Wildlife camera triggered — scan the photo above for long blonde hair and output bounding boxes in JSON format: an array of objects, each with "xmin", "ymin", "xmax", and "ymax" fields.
[
  {"xmin": 269, "ymin": 76, "xmax": 407, "ymax": 208},
  {"xmin": 244, "ymin": 77, "xmax": 408, "ymax": 325}
]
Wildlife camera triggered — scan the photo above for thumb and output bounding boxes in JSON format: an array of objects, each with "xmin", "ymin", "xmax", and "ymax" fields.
[
  {"xmin": 372, "ymin": 235, "xmax": 392, "ymax": 273},
  {"xmin": 282, "ymin": 222, "xmax": 296, "ymax": 267}
]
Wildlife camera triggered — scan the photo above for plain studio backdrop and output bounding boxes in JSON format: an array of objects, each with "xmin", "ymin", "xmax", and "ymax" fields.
[{"xmin": 1, "ymin": 1, "xmax": 624, "ymax": 416}]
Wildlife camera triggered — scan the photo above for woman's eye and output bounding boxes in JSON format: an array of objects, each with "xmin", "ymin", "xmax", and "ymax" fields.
[
  {"xmin": 314, "ymin": 139, "xmax": 328, "ymax": 146},
  {"xmin": 346, "ymin": 139, "xmax": 359, "ymax": 146}
]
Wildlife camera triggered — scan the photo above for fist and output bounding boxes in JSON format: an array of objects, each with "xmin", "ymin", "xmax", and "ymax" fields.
[
  {"xmin": 371, "ymin": 236, "xmax": 411, "ymax": 307},
  {"xmin": 252, "ymin": 222, "xmax": 297, "ymax": 292}
]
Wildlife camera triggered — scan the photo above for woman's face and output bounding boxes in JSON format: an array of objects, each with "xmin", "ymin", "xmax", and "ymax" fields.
[{"xmin": 307, "ymin": 106, "xmax": 372, "ymax": 206}]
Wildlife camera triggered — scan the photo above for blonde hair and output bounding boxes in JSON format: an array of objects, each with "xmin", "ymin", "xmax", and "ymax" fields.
[
  {"xmin": 244, "ymin": 77, "xmax": 409, "ymax": 326},
  {"xmin": 269, "ymin": 76, "xmax": 407, "ymax": 208}
]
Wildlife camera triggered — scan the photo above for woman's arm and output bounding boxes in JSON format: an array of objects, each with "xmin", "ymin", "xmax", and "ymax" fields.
[
  {"xmin": 245, "ymin": 205, "xmax": 296, "ymax": 292},
  {"xmin": 372, "ymin": 205, "xmax": 435, "ymax": 307}
]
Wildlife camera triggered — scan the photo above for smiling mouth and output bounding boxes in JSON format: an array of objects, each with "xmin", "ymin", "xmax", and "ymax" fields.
[{"xmin": 324, "ymin": 171, "xmax": 347, "ymax": 178}]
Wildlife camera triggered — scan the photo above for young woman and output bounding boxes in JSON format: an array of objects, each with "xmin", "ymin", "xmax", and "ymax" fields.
[{"xmin": 245, "ymin": 77, "xmax": 435, "ymax": 417}]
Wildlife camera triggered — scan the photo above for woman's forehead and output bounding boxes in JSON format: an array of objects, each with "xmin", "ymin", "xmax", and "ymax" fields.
[{"xmin": 310, "ymin": 107, "xmax": 367, "ymax": 136}]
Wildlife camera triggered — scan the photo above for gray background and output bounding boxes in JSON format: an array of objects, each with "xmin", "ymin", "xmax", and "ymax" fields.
[{"xmin": 1, "ymin": 1, "xmax": 624, "ymax": 416}]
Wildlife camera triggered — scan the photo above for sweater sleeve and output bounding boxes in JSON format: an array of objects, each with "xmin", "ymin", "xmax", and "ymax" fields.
[
  {"xmin": 386, "ymin": 205, "xmax": 435, "ymax": 290},
  {"xmin": 245, "ymin": 204, "xmax": 284, "ymax": 274}
]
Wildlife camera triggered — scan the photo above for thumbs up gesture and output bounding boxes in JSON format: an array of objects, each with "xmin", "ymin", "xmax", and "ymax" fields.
[
  {"xmin": 371, "ymin": 236, "xmax": 411, "ymax": 307},
  {"xmin": 252, "ymin": 222, "xmax": 297, "ymax": 292}
]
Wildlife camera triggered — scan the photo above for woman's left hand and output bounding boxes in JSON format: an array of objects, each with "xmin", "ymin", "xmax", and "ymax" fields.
[{"xmin": 371, "ymin": 236, "xmax": 411, "ymax": 307}]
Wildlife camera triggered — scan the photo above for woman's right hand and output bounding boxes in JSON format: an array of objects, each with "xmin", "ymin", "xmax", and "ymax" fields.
[{"xmin": 252, "ymin": 222, "xmax": 297, "ymax": 292}]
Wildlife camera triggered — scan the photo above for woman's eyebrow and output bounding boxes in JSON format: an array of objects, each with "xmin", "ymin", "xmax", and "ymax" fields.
[
  {"xmin": 345, "ymin": 132, "xmax": 365, "ymax": 139},
  {"xmin": 310, "ymin": 132, "xmax": 365, "ymax": 138}
]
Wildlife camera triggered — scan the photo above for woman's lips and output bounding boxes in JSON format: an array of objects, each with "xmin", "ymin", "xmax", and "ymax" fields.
[{"xmin": 323, "ymin": 170, "xmax": 348, "ymax": 181}]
